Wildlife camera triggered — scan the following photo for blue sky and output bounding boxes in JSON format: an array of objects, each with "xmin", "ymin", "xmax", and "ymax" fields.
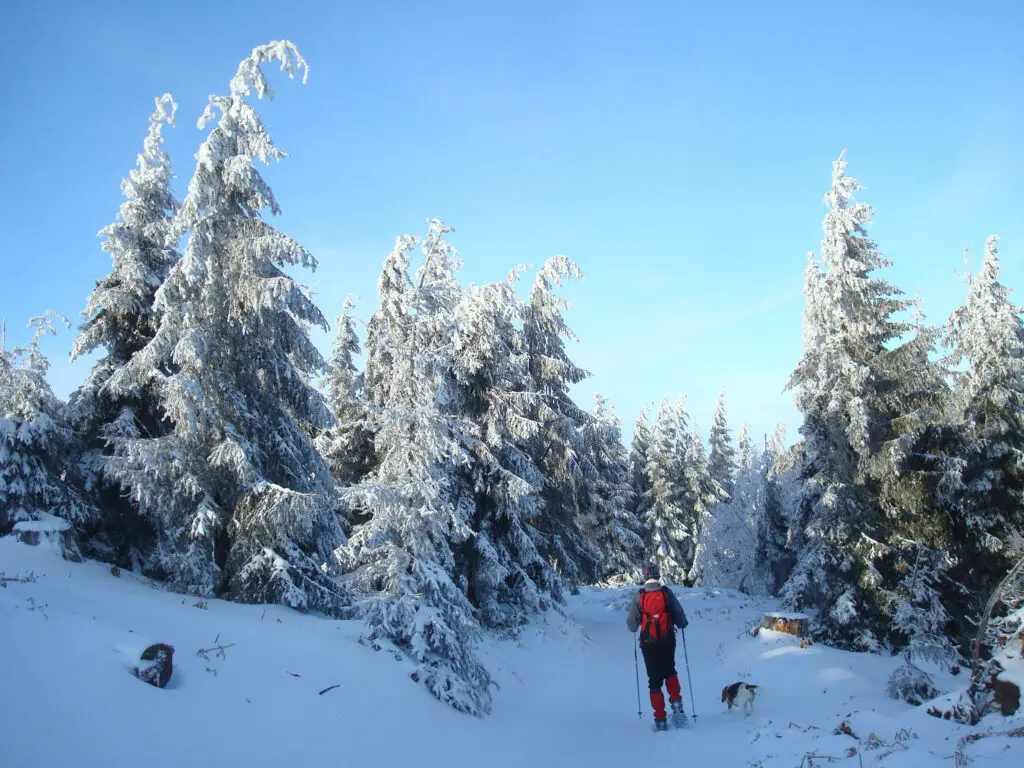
[{"xmin": 1, "ymin": 1, "xmax": 1022, "ymax": 447}]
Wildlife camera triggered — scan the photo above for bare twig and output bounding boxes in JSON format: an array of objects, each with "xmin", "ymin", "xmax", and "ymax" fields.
[
  {"xmin": 797, "ymin": 752, "xmax": 843, "ymax": 767},
  {"xmin": 318, "ymin": 684, "xmax": 340, "ymax": 695},
  {"xmin": 0, "ymin": 571, "xmax": 38, "ymax": 587},
  {"xmin": 25, "ymin": 597, "xmax": 48, "ymax": 618},
  {"xmin": 954, "ymin": 726, "xmax": 1024, "ymax": 767},
  {"xmin": 196, "ymin": 643, "xmax": 235, "ymax": 660},
  {"xmin": 788, "ymin": 722, "xmax": 820, "ymax": 732}
]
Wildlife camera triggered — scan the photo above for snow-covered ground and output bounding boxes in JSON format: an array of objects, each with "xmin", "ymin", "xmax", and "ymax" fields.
[{"xmin": 1, "ymin": 535, "xmax": 1020, "ymax": 767}]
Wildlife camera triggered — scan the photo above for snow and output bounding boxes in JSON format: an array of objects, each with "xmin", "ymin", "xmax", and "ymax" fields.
[
  {"xmin": 764, "ymin": 611, "xmax": 810, "ymax": 620},
  {"xmin": 1, "ymin": 537, "xmax": 1020, "ymax": 767}
]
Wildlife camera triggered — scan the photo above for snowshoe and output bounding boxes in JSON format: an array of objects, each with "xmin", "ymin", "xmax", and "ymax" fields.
[
  {"xmin": 652, "ymin": 718, "xmax": 668, "ymax": 732},
  {"xmin": 670, "ymin": 700, "xmax": 689, "ymax": 728}
]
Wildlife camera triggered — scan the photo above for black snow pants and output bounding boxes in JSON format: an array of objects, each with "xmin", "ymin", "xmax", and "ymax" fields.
[{"xmin": 640, "ymin": 636, "xmax": 677, "ymax": 692}]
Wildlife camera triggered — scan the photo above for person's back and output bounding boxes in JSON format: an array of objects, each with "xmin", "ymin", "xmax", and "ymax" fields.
[{"xmin": 626, "ymin": 564, "xmax": 689, "ymax": 729}]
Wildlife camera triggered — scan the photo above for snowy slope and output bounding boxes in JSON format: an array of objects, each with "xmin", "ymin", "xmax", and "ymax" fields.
[{"xmin": 1, "ymin": 536, "xmax": 1020, "ymax": 768}]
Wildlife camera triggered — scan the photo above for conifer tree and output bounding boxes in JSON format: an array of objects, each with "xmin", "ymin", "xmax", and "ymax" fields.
[
  {"xmin": 316, "ymin": 296, "xmax": 373, "ymax": 489},
  {"xmin": 630, "ymin": 404, "xmax": 654, "ymax": 522},
  {"xmin": 694, "ymin": 422, "xmax": 759, "ymax": 590},
  {"xmin": 645, "ymin": 399, "xmax": 691, "ymax": 583},
  {"xmin": 707, "ymin": 391, "xmax": 737, "ymax": 497},
  {"xmin": 69, "ymin": 94, "xmax": 180, "ymax": 564},
  {"xmin": 945, "ymin": 235, "xmax": 1024, "ymax": 622},
  {"xmin": 683, "ymin": 418, "xmax": 726, "ymax": 584},
  {"xmin": 887, "ymin": 544, "xmax": 960, "ymax": 704},
  {"xmin": 784, "ymin": 152, "xmax": 916, "ymax": 649},
  {"xmin": 520, "ymin": 256, "xmax": 598, "ymax": 583},
  {"xmin": 1, "ymin": 314, "xmax": 96, "ymax": 549},
  {"xmin": 579, "ymin": 394, "xmax": 643, "ymax": 580},
  {"xmin": 340, "ymin": 222, "xmax": 491, "ymax": 715},
  {"xmin": 867, "ymin": 311, "xmax": 966, "ymax": 655},
  {"xmin": 104, "ymin": 42, "xmax": 347, "ymax": 614},
  {"xmin": 71, "ymin": 94, "xmax": 179, "ymax": 381},
  {"xmin": 449, "ymin": 267, "xmax": 563, "ymax": 627},
  {"xmin": 755, "ymin": 424, "xmax": 800, "ymax": 594},
  {"xmin": 363, "ymin": 237, "xmax": 414, "ymax": 409}
]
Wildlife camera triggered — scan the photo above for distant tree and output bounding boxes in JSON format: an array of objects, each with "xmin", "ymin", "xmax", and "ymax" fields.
[
  {"xmin": 683, "ymin": 414, "xmax": 726, "ymax": 584},
  {"xmin": 1, "ymin": 314, "xmax": 96, "ymax": 548},
  {"xmin": 694, "ymin": 422, "xmax": 759, "ymax": 590},
  {"xmin": 363, "ymin": 236, "xmax": 414, "ymax": 410},
  {"xmin": 579, "ymin": 394, "xmax": 643, "ymax": 580},
  {"xmin": 316, "ymin": 296, "xmax": 373, "ymax": 490},
  {"xmin": 754, "ymin": 424, "xmax": 800, "ymax": 595},
  {"xmin": 707, "ymin": 391, "xmax": 737, "ymax": 497},
  {"xmin": 629, "ymin": 403, "xmax": 654, "ymax": 522},
  {"xmin": 645, "ymin": 399, "xmax": 691, "ymax": 583}
]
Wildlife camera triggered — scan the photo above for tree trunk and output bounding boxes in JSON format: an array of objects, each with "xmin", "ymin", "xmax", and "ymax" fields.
[{"xmin": 971, "ymin": 552, "xmax": 1024, "ymax": 683}]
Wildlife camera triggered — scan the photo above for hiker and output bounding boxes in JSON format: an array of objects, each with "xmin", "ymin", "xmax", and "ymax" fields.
[{"xmin": 626, "ymin": 563, "xmax": 689, "ymax": 730}]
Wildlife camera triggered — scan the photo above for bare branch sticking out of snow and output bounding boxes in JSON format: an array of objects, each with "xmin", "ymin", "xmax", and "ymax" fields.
[
  {"xmin": 196, "ymin": 642, "xmax": 235, "ymax": 660},
  {"xmin": 954, "ymin": 727, "xmax": 1024, "ymax": 767},
  {"xmin": 0, "ymin": 571, "xmax": 39, "ymax": 587}
]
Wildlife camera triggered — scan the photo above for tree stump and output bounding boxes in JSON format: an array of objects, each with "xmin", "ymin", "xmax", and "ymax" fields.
[
  {"xmin": 989, "ymin": 676, "xmax": 1021, "ymax": 716},
  {"xmin": 134, "ymin": 643, "xmax": 175, "ymax": 688},
  {"xmin": 13, "ymin": 517, "xmax": 82, "ymax": 562},
  {"xmin": 762, "ymin": 612, "xmax": 810, "ymax": 638}
]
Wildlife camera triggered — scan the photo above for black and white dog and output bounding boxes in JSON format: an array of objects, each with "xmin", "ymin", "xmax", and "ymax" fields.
[{"xmin": 721, "ymin": 682, "xmax": 758, "ymax": 716}]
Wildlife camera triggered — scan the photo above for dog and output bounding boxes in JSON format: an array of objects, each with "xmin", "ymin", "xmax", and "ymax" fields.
[{"xmin": 722, "ymin": 682, "xmax": 758, "ymax": 716}]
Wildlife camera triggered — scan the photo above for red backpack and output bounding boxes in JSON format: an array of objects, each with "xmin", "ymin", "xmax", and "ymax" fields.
[{"xmin": 639, "ymin": 587, "xmax": 671, "ymax": 642}]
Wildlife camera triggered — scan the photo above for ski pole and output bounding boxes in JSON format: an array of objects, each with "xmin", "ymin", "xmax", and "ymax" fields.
[
  {"xmin": 634, "ymin": 633, "xmax": 642, "ymax": 718},
  {"xmin": 681, "ymin": 627, "xmax": 697, "ymax": 724}
]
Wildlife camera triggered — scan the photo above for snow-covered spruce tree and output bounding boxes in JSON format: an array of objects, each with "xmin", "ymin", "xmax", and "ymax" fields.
[
  {"xmin": 707, "ymin": 391, "xmax": 737, "ymax": 498},
  {"xmin": 69, "ymin": 94, "xmax": 180, "ymax": 566},
  {"xmin": 520, "ymin": 256, "xmax": 600, "ymax": 583},
  {"xmin": 339, "ymin": 222, "xmax": 492, "ymax": 715},
  {"xmin": 578, "ymin": 393, "xmax": 643, "ymax": 581},
  {"xmin": 629, "ymin": 403, "xmax": 654, "ymax": 522},
  {"xmin": 683, "ymin": 417, "xmax": 727, "ymax": 585},
  {"xmin": 783, "ymin": 152, "xmax": 916, "ymax": 650},
  {"xmin": 315, "ymin": 296, "xmax": 373, "ymax": 491},
  {"xmin": 0, "ymin": 314, "xmax": 97, "ymax": 553},
  {"xmin": 866, "ymin": 311, "xmax": 969, "ymax": 660},
  {"xmin": 363, "ymin": 235, "xmax": 414, "ymax": 410},
  {"xmin": 887, "ymin": 544, "xmax": 960, "ymax": 704},
  {"xmin": 104, "ymin": 42, "xmax": 348, "ymax": 614},
  {"xmin": 694, "ymin": 423, "xmax": 760, "ymax": 590},
  {"xmin": 449, "ymin": 266, "xmax": 564, "ymax": 628},
  {"xmin": 946, "ymin": 235, "xmax": 1024, "ymax": 609},
  {"xmin": 754, "ymin": 424, "xmax": 801, "ymax": 595},
  {"xmin": 644, "ymin": 398, "xmax": 692, "ymax": 583}
]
